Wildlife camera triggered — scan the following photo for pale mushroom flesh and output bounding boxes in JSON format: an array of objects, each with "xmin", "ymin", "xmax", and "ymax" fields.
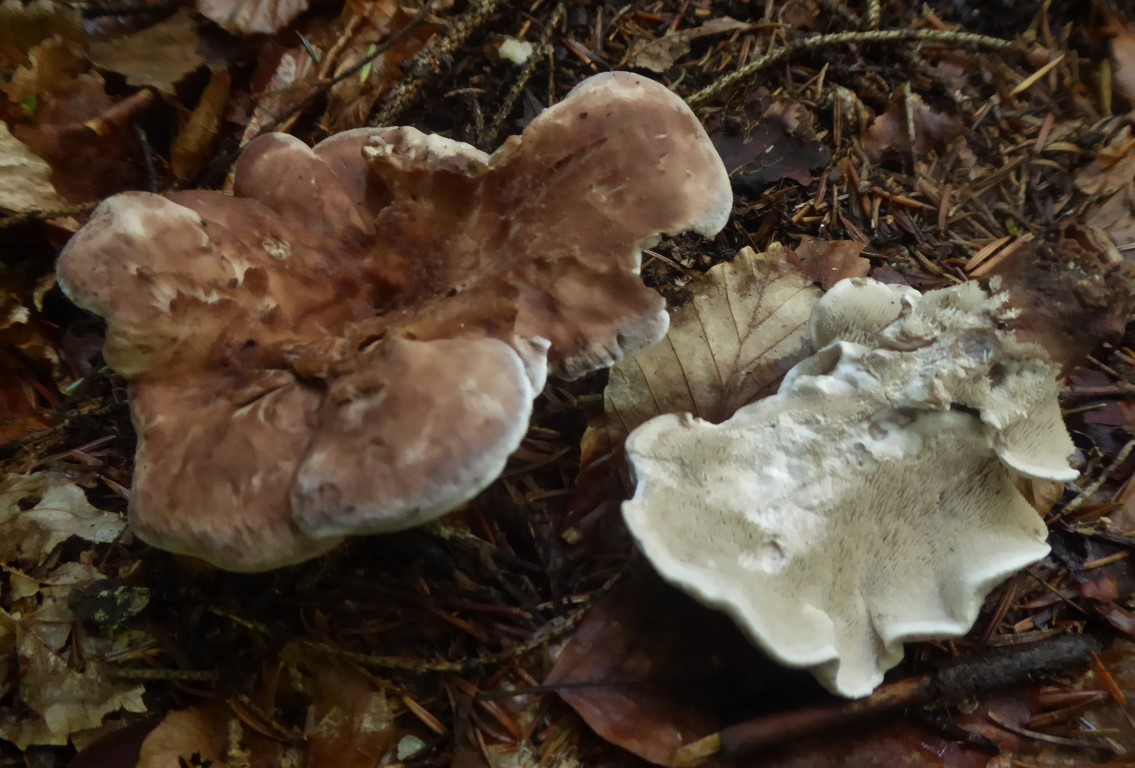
[{"xmin": 623, "ymin": 277, "xmax": 1074, "ymax": 697}]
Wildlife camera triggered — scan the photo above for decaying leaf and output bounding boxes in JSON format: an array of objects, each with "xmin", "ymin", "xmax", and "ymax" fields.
[
  {"xmin": 0, "ymin": 120, "xmax": 64, "ymax": 213},
  {"xmin": 545, "ymin": 571, "xmax": 781, "ymax": 766},
  {"xmin": 626, "ymin": 17, "xmax": 749, "ymax": 73},
  {"xmin": 712, "ymin": 101, "xmax": 831, "ymax": 191},
  {"xmin": 197, "ymin": 0, "xmax": 310, "ymax": 35},
  {"xmin": 0, "ymin": 472, "xmax": 127, "ymax": 566},
  {"xmin": 283, "ymin": 645, "xmax": 400, "ymax": 766},
  {"xmin": 601, "ymin": 244, "xmax": 821, "ymax": 455},
  {"xmin": 88, "ymin": 10, "xmax": 205, "ymax": 94},
  {"xmin": 1077, "ymin": 127, "xmax": 1135, "ymax": 251},
  {"xmin": 862, "ymin": 87, "xmax": 963, "ymax": 161},
  {"xmin": 0, "ymin": 564, "xmax": 147, "ymax": 749}
]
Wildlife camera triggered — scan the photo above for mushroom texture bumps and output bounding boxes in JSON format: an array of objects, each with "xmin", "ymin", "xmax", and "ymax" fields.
[
  {"xmin": 55, "ymin": 72, "xmax": 732, "ymax": 572},
  {"xmin": 622, "ymin": 276, "xmax": 1078, "ymax": 698}
]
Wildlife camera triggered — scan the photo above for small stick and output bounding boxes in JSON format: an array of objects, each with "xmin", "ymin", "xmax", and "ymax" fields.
[
  {"xmin": 686, "ymin": 28, "xmax": 1014, "ymax": 108},
  {"xmin": 673, "ymin": 633, "xmax": 1100, "ymax": 767}
]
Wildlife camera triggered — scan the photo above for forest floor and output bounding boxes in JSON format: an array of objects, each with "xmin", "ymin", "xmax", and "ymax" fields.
[{"xmin": 5, "ymin": 0, "xmax": 1135, "ymax": 766}]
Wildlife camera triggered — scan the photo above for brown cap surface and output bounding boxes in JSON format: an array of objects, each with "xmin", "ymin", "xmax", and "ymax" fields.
[{"xmin": 55, "ymin": 72, "xmax": 732, "ymax": 570}]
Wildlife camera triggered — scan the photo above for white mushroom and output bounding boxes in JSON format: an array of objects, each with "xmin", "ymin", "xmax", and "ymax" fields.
[{"xmin": 622, "ymin": 277, "xmax": 1075, "ymax": 697}]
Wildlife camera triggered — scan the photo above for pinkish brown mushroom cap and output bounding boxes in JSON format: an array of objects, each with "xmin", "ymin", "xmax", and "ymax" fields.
[{"xmin": 56, "ymin": 72, "xmax": 732, "ymax": 571}]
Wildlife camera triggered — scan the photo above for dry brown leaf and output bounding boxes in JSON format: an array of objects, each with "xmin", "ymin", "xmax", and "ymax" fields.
[
  {"xmin": 626, "ymin": 17, "xmax": 749, "ymax": 73},
  {"xmin": 2, "ymin": 36, "xmax": 87, "ymax": 107},
  {"xmin": 793, "ymin": 237, "xmax": 869, "ymax": 289},
  {"xmin": 601, "ymin": 244, "xmax": 820, "ymax": 452},
  {"xmin": 197, "ymin": 0, "xmax": 310, "ymax": 34},
  {"xmin": 89, "ymin": 10, "xmax": 204, "ymax": 94},
  {"xmin": 242, "ymin": 47, "xmax": 319, "ymax": 144},
  {"xmin": 0, "ymin": 472, "xmax": 127, "ymax": 566},
  {"xmin": 172, "ymin": 68, "xmax": 232, "ymax": 181},
  {"xmin": 284, "ymin": 645, "xmax": 400, "ymax": 766},
  {"xmin": 136, "ymin": 706, "xmax": 230, "ymax": 768},
  {"xmin": 0, "ymin": 120, "xmax": 64, "ymax": 212}
]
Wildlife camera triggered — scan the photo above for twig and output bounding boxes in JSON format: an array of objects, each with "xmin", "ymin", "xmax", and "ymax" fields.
[
  {"xmin": 1054, "ymin": 438, "xmax": 1135, "ymax": 521},
  {"xmin": 673, "ymin": 633, "xmax": 1100, "ymax": 767},
  {"xmin": 686, "ymin": 28, "xmax": 1014, "ymax": 108}
]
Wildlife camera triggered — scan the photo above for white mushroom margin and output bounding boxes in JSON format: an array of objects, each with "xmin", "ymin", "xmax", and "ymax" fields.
[{"xmin": 621, "ymin": 277, "xmax": 1077, "ymax": 698}]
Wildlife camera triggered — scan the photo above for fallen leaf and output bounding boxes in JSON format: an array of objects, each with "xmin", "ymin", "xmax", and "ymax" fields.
[
  {"xmin": 544, "ymin": 570, "xmax": 785, "ymax": 766},
  {"xmin": 601, "ymin": 243, "xmax": 821, "ymax": 451},
  {"xmin": 712, "ymin": 101, "xmax": 831, "ymax": 191},
  {"xmin": 242, "ymin": 47, "xmax": 319, "ymax": 144},
  {"xmin": 2, "ymin": 36, "xmax": 87, "ymax": 108},
  {"xmin": 0, "ymin": 120, "xmax": 64, "ymax": 213},
  {"xmin": 172, "ymin": 68, "xmax": 233, "ymax": 181},
  {"xmin": 197, "ymin": 0, "xmax": 310, "ymax": 35},
  {"xmin": 627, "ymin": 17, "xmax": 749, "ymax": 73},
  {"xmin": 0, "ymin": 0, "xmax": 83, "ymax": 64},
  {"xmin": 0, "ymin": 472, "xmax": 127, "ymax": 566},
  {"xmin": 321, "ymin": 1, "xmax": 435, "ymax": 133},
  {"xmin": 136, "ymin": 706, "xmax": 229, "ymax": 768},
  {"xmin": 1078, "ymin": 127, "xmax": 1135, "ymax": 252},
  {"xmin": 0, "ymin": 587, "xmax": 147, "ymax": 749},
  {"xmin": 89, "ymin": 10, "xmax": 205, "ymax": 94},
  {"xmin": 1112, "ymin": 23, "xmax": 1135, "ymax": 113},
  {"xmin": 793, "ymin": 237, "xmax": 869, "ymax": 290},
  {"xmin": 862, "ymin": 87, "xmax": 963, "ymax": 161},
  {"xmin": 283, "ymin": 644, "xmax": 400, "ymax": 767}
]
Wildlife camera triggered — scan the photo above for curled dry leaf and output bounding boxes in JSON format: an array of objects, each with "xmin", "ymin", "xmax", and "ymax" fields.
[
  {"xmin": 623, "ymin": 277, "xmax": 1075, "ymax": 697},
  {"xmin": 55, "ymin": 72, "xmax": 732, "ymax": 571},
  {"xmin": 88, "ymin": 10, "xmax": 205, "ymax": 95},
  {"xmin": 197, "ymin": 0, "xmax": 310, "ymax": 34},
  {"xmin": 626, "ymin": 17, "xmax": 749, "ymax": 73},
  {"xmin": 0, "ymin": 472, "xmax": 127, "ymax": 566}
]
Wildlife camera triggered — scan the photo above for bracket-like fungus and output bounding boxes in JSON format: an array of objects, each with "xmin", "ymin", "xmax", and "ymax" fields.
[
  {"xmin": 55, "ymin": 72, "xmax": 731, "ymax": 571},
  {"xmin": 623, "ymin": 277, "xmax": 1076, "ymax": 698}
]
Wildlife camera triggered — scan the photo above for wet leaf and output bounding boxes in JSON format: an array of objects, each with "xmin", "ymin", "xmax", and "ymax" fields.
[
  {"xmin": 712, "ymin": 102, "xmax": 831, "ymax": 191},
  {"xmin": 626, "ymin": 18, "xmax": 749, "ymax": 73},
  {"xmin": 0, "ymin": 472, "xmax": 127, "ymax": 566},
  {"xmin": 544, "ymin": 570, "xmax": 782, "ymax": 766},
  {"xmin": 0, "ymin": 120, "xmax": 64, "ymax": 213},
  {"xmin": 89, "ymin": 10, "xmax": 204, "ymax": 94}
]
